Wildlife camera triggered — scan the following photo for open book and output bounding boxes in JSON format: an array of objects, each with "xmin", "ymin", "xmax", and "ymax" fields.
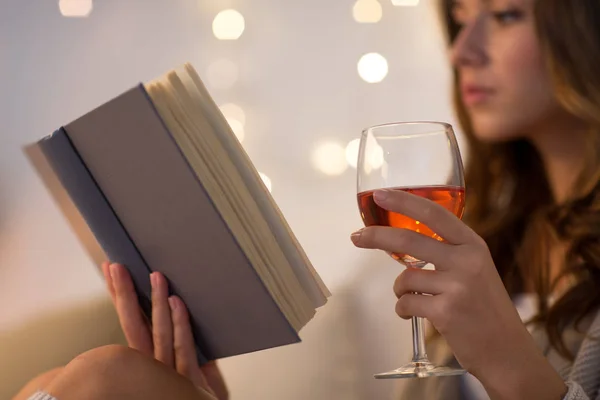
[{"xmin": 25, "ymin": 63, "xmax": 331, "ymax": 363}]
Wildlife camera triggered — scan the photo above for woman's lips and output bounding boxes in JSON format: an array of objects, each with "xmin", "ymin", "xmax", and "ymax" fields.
[{"xmin": 461, "ymin": 84, "xmax": 495, "ymax": 106}]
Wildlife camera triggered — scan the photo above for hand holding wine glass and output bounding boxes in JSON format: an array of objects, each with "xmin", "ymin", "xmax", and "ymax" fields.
[{"xmin": 351, "ymin": 122, "xmax": 551, "ymax": 390}]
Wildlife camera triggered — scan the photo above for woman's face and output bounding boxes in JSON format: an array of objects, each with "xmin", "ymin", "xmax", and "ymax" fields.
[{"xmin": 450, "ymin": 0, "xmax": 560, "ymax": 142}]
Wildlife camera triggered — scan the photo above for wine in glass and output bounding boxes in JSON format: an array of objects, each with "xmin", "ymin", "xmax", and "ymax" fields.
[{"xmin": 356, "ymin": 121, "xmax": 466, "ymax": 379}]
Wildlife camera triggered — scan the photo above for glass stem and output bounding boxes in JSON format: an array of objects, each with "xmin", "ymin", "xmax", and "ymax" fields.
[{"xmin": 411, "ymin": 316, "xmax": 429, "ymax": 364}]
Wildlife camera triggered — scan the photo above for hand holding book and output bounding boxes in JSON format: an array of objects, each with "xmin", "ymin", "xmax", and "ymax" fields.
[{"xmin": 101, "ymin": 262, "xmax": 228, "ymax": 400}]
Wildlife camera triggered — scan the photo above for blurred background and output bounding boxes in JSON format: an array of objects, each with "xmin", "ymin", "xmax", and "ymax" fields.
[{"xmin": 0, "ymin": 0, "xmax": 463, "ymax": 398}]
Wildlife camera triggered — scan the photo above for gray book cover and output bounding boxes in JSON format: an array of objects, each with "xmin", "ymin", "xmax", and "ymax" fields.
[{"xmin": 26, "ymin": 85, "xmax": 300, "ymax": 362}]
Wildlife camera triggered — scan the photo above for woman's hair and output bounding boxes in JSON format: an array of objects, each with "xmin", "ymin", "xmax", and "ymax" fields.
[{"xmin": 439, "ymin": 0, "xmax": 600, "ymax": 360}]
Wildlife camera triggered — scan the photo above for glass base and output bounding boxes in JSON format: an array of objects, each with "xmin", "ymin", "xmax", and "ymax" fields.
[{"xmin": 374, "ymin": 360, "xmax": 466, "ymax": 379}]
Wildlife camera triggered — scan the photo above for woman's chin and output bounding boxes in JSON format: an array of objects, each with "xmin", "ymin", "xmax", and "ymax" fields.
[{"xmin": 469, "ymin": 115, "xmax": 523, "ymax": 143}]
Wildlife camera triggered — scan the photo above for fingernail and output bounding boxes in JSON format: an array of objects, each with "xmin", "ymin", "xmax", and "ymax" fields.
[
  {"xmin": 109, "ymin": 263, "xmax": 118, "ymax": 280},
  {"xmin": 373, "ymin": 190, "xmax": 389, "ymax": 202},
  {"xmin": 168, "ymin": 296, "xmax": 177, "ymax": 311},
  {"xmin": 351, "ymin": 229, "xmax": 363, "ymax": 244},
  {"xmin": 150, "ymin": 272, "xmax": 157, "ymax": 288}
]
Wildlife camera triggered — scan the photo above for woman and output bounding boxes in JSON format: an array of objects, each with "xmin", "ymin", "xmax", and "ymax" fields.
[
  {"xmin": 377, "ymin": 0, "xmax": 599, "ymax": 398},
  {"xmin": 14, "ymin": 0, "xmax": 600, "ymax": 398}
]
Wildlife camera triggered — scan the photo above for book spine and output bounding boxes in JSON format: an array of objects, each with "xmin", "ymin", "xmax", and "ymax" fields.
[{"xmin": 38, "ymin": 129, "xmax": 156, "ymax": 325}]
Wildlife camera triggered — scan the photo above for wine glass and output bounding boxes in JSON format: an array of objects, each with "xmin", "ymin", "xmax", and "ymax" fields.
[{"xmin": 356, "ymin": 121, "xmax": 466, "ymax": 379}]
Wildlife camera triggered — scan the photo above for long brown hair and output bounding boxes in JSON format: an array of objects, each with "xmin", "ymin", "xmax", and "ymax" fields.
[{"xmin": 440, "ymin": 0, "xmax": 600, "ymax": 360}]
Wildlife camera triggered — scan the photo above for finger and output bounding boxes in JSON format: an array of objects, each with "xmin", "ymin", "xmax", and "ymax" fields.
[
  {"xmin": 393, "ymin": 268, "xmax": 448, "ymax": 297},
  {"xmin": 167, "ymin": 297, "xmax": 228, "ymax": 400},
  {"xmin": 105, "ymin": 262, "xmax": 152, "ymax": 336},
  {"xmin": 111, "ymin": 263, "xmax": 154, "ymax": 355},
  {"xmin": 352, "ymin": 226, "xmax": 451, "ymax": 268},
  {"xmin": 395, "ymin": 293, "xmax": 436, "ymax": 320},
  {"xmin": 101, "ymin": 261, "xmax": 116, "ymax": 302},
  {"xmin": 169, "ymin": 296, "xmax": 214, "ymax": 394},
  {"xmin": 372, "ymin": 189, "xmax": 475, "ymax": 245},
  {"xmin": 201, "ymin": 361, "xmax": 229, "ymax": 400},
  {"xmin": 152, "ymin": 272, "xmax": 175, "ymax": 366}
]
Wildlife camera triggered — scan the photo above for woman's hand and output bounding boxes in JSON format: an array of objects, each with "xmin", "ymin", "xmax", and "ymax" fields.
[
  {"xmin": 351, "ymin": 189, "xmax": 566, "ymax": 400},
  {"xmin": 101, "ymin": 262, "xmax": 229, "ymax": 400}
]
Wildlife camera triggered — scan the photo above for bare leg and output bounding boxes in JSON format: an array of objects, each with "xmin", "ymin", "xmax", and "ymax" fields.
[{"xmin": 45, "ymin": 345, "xmax": 215, "ymax": 400}]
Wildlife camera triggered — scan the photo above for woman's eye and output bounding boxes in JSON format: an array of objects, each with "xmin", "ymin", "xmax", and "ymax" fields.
[
  {"xmin": 492, "ymin": 9, "xmax": 523, "ymax": 25},
  {"xmin": 450, "ymin": 1, "xmax": 467, "ymax": 29}
]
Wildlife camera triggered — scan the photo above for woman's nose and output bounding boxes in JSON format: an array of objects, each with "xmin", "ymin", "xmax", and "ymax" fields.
[{"xmin": 449, "ymin": 15, "xmax": 488, "ymax": 68}]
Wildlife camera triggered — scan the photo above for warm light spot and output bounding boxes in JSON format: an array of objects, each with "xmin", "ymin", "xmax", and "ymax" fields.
[
  {"xmin": 59, "ymin": 0, "xmax": 92, "ymax": 17},
  {"xmin": 259, "ymin": 172, "xmax": 272, "ymax": 193},
  {"xmin": 391, "ymin": 0, "xmax": 419, "ymax": 5},
  {"xmin": 352, "ymin": 0, "xmax": 382, "ymax": 23},
  {"xmin": 362, "ymin": 135, "xmax": 385, "ymax": 173},
  {"xmin": 351, "ymin": 135, "xmax": 385, "ymax": 172},
  {"xmin": 212, "ymin": 9, "xmax": 245, "ymax": 40},
  {"xmin": 368, "ymin": 143, "xmax": 385, "ymax": 169},
  {"xmin": 219, "ymin": 103, "xmax": 246, "ymax": 126},
  {"xmin": 226, "ymin": 118, "xmax": 245, "ymax": 142},
  {"xmin": 312, "ymin": 142, "xmax": 348, "ymax": 176},
  {"xmin": 357, "ymin": 53, "xmax": 389, "ymax": 83},
  {"xmin": 345, "ymin": 138, "xmax": 361, "ymax": 168},
  {"xmin": 206, "ymin": 59, "xmax": 238, "ymax": 89}
]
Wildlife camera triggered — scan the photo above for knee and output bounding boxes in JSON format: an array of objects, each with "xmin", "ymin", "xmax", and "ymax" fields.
[
  {"xmin": 46, "ymin": 345, "xmax": 152, "ymax": 399},
  {"xmin": 65, "ymin": 344, "xmax": 158, "ymax": 388},
  {"xmin": 46, "ymin": 345, "xmax": 207, "ymax": 400},
  {"xmin": 67, "ymin": 344, "xmax": 146, "ymax": 373}
]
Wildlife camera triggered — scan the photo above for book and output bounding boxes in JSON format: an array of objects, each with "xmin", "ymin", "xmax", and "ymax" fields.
[{"xmin": 24, "ymin": 63, "xmax": 331, "ymax": 364}]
